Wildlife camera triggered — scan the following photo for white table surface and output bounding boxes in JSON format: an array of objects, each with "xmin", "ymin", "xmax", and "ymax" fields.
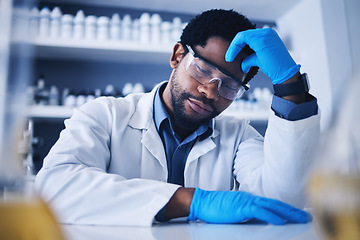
[{"xmin": 61, "ymin": 218, "xmax": 325, "ymax": 240}]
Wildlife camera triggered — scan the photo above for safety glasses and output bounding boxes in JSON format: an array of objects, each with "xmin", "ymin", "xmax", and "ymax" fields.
[{"xmin": 185, "ymin": 45, "xmax": 249, "ymax": 100}]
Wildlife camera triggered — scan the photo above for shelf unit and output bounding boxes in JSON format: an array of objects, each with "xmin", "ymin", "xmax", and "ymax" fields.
[
  {"xmin": 221, "ymin": 108, "xmax": 270, "ymax": 121},
  {"xmin": 28, "ymin": 38, "xmax": 270, "ymax": 122},
  {"xmin": 26, "ymin": 1, "xmax": 278, "ymax": 122},
  {"xmin": 31, "ymin": 37, "xmax": 174, "ymax": 63},
  {"xmin": 27, "ymin": 105, "xmax": 74, "ymax": 119},
  {"xmin": 29, "ymin": 34, "xmax": 272, "ymax": 121}
]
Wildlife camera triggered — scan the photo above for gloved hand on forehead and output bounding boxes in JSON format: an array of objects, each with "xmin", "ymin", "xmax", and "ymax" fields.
[
  {"xmin": 187, "ymin": 188, "xmax": 312, "ymax": 225},
  {"xmin": 225, "ymin": 28, "xmax": 300, "ymax": 85}
]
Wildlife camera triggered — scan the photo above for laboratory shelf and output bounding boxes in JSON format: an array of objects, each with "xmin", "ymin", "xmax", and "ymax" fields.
[
  {"xmin": 221, "ymin": 108, "xmax": 270, "ymax": 121},
  {"xmin": 27, "ymin": 105, "xmax": 269, "ymax": 121},
  {"xmin": 27, "ymin": 105, "xmax": 74, "ymax": 119},
  {"xmin": 30, "ymin": 37, "xmax": 174, "ymax": 63}
]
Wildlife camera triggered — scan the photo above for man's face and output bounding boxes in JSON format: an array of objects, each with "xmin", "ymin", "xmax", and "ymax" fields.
[{"xmin": 163, "ymin": 36, "xmax": 248, "ymax": 130}]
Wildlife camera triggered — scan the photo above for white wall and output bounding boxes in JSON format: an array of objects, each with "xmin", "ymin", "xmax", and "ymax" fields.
[
  {"xmin": 344, "ymin": 0, "xmax": 360, "ymax": 75},
  {"xmin": 320, "ymin": 0, "xmax": 353, "ymax": 112},
  {"xmin": 276, "ymin": 0, "xmax": 353, "ymax": 130}
]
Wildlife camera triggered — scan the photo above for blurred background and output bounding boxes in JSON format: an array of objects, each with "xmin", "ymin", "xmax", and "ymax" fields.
[
  {"xmin": 1, "ymin": 1, "xmax": 360, "ymax": 239},
  {"xmin": 1, "ymin": 0, "xmax": 359, "ymax": 175}
]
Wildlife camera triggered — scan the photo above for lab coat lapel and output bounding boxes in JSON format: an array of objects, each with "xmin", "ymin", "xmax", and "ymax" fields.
[
  {"xmin": 128, "ymin": 82, "xmax": 163, "ymax": 130},
  {"xmin": 187, "ymin": 122, "xmax": 219, "ymax": 164},
  {"xmin": 184, "ymin": 127, "xmax": 219, "ymax": 186},
  {"xmin": 141, "ymin": 124, "xmax": 167, "ymax": 173},
  {"xmin": 128, "ymin": 85, "xmax": 168, "ymax": 175}
]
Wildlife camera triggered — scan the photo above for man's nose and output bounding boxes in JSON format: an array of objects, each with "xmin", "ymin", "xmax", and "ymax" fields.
[{"xmin": 197, "ymin": 78, "xmax": 220, "ymax": 100}]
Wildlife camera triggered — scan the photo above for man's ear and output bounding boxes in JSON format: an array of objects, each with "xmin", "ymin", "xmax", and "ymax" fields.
[{"xmin": 170, "ymin": 43, "xmax": 186, "ymax": 69}]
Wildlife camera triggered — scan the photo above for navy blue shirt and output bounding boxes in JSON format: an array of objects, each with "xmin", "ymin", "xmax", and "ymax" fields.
[{"xmin": 153, "ymin": 84, "xmax": 212, "ymax": 186}]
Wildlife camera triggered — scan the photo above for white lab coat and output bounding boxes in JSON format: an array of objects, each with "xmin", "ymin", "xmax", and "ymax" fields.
[{"xmin": 35, "ymin": 83, "xmax": 321, "ymax": 227}]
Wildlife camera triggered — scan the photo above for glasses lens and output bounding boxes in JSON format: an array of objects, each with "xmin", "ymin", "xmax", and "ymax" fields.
[
  {"xmin": 218, "ymin": 80, "xmax": 244, "ymax": 100},
  {"xmin": 186, "ymin": 55, "xmax": 213, "ymax": 84},
  {"xmin": 186, "ymin": 54, "xmax": 245, "ymax": 100}
]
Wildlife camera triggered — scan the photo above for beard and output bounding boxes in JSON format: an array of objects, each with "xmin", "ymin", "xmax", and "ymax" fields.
[{"xmin": 169, "ymin": 68, "xmax": 221, "ymax": 130}]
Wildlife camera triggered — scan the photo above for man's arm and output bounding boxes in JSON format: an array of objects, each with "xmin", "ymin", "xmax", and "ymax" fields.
[
  {"xmin": 225, "ymin": 28, "xmax": 320, "ymax": 207},
  {"xmin": 164, "ymin": 187, "xmax": 195, "ymax": 219}
]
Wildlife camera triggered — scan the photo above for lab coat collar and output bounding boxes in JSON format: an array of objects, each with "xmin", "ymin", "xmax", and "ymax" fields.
[{"xmin": 128, "ymin": 82, "xmax": 163, "ymax": 130}]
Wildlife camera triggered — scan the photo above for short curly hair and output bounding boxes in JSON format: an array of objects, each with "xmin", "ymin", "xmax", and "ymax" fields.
[{"xmin": 180, "ymin": 9, "xmax": 258, "ymax": 84}]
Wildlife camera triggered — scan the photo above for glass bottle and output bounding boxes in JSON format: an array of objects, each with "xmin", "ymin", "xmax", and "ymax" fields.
[
  {"xmin": 49, "ymin": 6, "xmax": 62, "ymax": 38},
  {"xmin": 110, "ymin": 13, "xmax": 121, "ymax": 41},
  {"xmin": 139, "ymin": 13, "xmax": 150, "ymax": 43},
  {"xmin": 61, "ymin": 14, "xmax": 73, "ymax": 39},
  {"xmin": 97, "ymin": 16, "xmax": 109, "ymax": 41},
  {"xmin": 73, "ymin": 10, "xmax": 85, "ymax": 40},
  {"xmin": 85, "ymin": 15, "xmax": 97, "ymax": 41},
  {"xmin": 38, "ymin": 6, "xmax": 50, "ymax": 37},
  {"xmin": 150, "ymin": 13, "xmax": 161, "ymax": 44},
  {"xmin": 121, "ymin": 14, "xmax": 132, "ymax": 41},
  {"xmin": 29, "ymin": 7, "xmax": 39, "ymax": 37}
]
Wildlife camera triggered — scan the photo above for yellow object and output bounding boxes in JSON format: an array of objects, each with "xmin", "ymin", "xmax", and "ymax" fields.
[
  {"xmin": 309, "ymin": 174, "xmax": 360, "ymax": 240},
  {"xmin": 0, "ymin": 197, "xmax": 64, "ymax": 240}
]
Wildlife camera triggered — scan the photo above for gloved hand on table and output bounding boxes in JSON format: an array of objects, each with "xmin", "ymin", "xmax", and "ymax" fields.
[
  {"xmin": 225, "ymin": 28, "xmax": 300, "ymax": 85},
  {"xmin": 187, "ymin": 188, "xmax": 312, "ymax": 225}
]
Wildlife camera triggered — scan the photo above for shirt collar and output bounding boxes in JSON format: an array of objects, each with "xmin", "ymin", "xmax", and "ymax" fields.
[
  {"xmin": 154, "ymin": 83, "xmax": 170, "ymax": 132},
  {"xmin": 153, "ymin": 82, "xmax": 213, "ymax": 141}
]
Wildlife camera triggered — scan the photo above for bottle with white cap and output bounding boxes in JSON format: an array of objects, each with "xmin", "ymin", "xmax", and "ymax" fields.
[
  {"xmin": 86, "ymin": 91, "xmax": 95, "ymax": 103},
  {"xmin": 61, "ymin": 14, "xmax": 74, "ymax": 39},
  {"xmin": 121, "ymin": 14, "xmax": 132, "ymax": 41},
  {"xmin": 73, "ymin": 10, "xmax": 85, "ymax": 39},
  {"xmin": 131, "ymin": 19, "xmax": 140, "ymax": 42},
  {"xmin": 110, "ymin": 13, "xmax": 121, "ymax": 40},
  {"xmin": 76, "ymin": 91, "xmax": 87, "ymax": 107},
  {"xmin": 62, "ymin": 88, "xmax": 69, "ymax": 106},
  {"xmin": 39, "ymin": 6, "xmax": 51, "ymax": 37},
  {"xmin": 29, "ymin": 7, "xmax": 39, "ymax": 37},
  {"xmin": 94, "ymin": 89, "xmax": 102, "ymax": 98},
  {"xmin": 97, "ymin": 16, "xmax": 109, "ymax": 41},
  {"xmin": 171, "ymin": 17, "xmax": 182, "ymax": 42},
  {"xmin": 139, "ymin": 13, "xmax": 150, "ymax": 43},
  {"xmin": 64, "ymin": 91, "xmax": 76, "ymax": 107},
  {"xmin": 150, "ymin": 14, "xmax": 161, "ymax": 44},
  {"xmin": 132, "ymin": 83, "xmax": 145, "ymax": 93},
  {"xmin": 104, "ymin": 84, "xmax": 116, "ymax": 96},
  {"xmin": 85, "ymin": 15, "xmax": 97, "ymax": 40},
  {"xmin": 49, "ymin": 7, "xmax": 62, "ymax": 38},
  {"xmin": 160, "ymin": 21, "xmax": 171, "ymax": 44},
  {"xmin": 49, "ymin": 85, "xmax": 59, "ymax": 106},
  {"xmin": 122, "ymin": 83, "xmax": 133, "ymax": 96}
]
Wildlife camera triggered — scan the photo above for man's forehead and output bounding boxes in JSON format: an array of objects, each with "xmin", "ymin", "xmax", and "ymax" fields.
[{"xmin": 193, "ymin": 37, "xmax": 247, "ymax": 78}]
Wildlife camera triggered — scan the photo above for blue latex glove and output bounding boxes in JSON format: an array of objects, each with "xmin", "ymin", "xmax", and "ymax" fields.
[
  {"xmin": 187, "ymin": 188, "xmax": 312, "ymax": 225},
  {"xmin": 225, "ymin": 28, "xmax": 300, "ymax": 85}
]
